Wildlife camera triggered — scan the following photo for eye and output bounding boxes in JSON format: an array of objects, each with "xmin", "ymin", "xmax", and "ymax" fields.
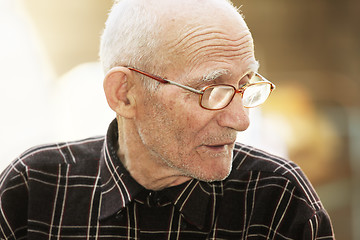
[{"xmin": 239, "ymin": 73, "xmax": 253, "ymax": 88}]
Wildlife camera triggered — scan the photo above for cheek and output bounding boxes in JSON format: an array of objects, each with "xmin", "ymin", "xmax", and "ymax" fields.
[
  {"xmin": 138, "ymin": 97, "xmax": 187, "ymax": 146},
  {"xmin": 168, "ymin": 100, "xmax": 207, "ymax": 138},
  {"xmin": 139, "ymin": 89, "xmax": 212, "ymax": 150}
]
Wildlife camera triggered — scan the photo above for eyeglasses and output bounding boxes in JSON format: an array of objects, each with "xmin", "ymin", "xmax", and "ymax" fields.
[{"xmin": 128, "ymin": 67, "xmax": 275, "ymax": 110}]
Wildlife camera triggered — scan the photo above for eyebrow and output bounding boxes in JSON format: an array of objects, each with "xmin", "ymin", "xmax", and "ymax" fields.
[
  {"xmin": 202, "ymin": 69, "xmax": 230, "ymax": 82},
  {"xmin": 201, "ymin": 60, "xmax": 260, "ymax": 83}
]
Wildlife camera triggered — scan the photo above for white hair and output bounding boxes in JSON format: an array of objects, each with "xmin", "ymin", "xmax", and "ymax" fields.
[
  {"xmin": 99, "ymin": 0, "xmax": 242, "ymax": 90},
  {"xmin": 99, "ymin": 0, "xmax": 162, "ymax": 89}
]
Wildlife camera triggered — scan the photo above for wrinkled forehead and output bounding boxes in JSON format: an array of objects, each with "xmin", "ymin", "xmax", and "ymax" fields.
[
  {"xmin": 157, "ymin": 0, "xmax": 249, "ymax": 45},
  {"xmin": 155, "ymin": 1, "xmax": 255, "ymax": 79}
]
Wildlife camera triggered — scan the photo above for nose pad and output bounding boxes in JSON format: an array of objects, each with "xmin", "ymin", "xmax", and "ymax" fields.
[{"xmin": 217, "ymin": 94, "xmax": 250, "ymax": 131}]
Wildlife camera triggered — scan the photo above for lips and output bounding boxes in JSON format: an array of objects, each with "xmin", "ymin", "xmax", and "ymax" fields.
[
  {"xmin": 199, "ymin": 132, "xmax": 237, "ymax": 153},
  {"xmin": 206, "ymin": 145, "xmax": 224, "ymax": 150},
  {"xmin": 202, "ymin": 141, "xmax": 235, "ymax": 152},
  {"xmin": 204, "ymin": 140, "xmax": 235, "ymax": 147}
]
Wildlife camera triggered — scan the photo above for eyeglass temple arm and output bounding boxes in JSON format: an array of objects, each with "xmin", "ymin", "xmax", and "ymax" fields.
[
  {"xmin": 128, "ymin": 67, "xmax": 168, "ymax": 83},
  {"xmin": 255, "ymin": 72, "xmax": 276, "ymax": 90},
  {"xmin": 128, "ymin": 67, "xmax": 203, "ymax": 94}
]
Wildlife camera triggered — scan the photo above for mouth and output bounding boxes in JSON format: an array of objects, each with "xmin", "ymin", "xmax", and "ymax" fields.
[{"xmin": 202, "ymin": 142, "xmax": 235, "ymax": 152}]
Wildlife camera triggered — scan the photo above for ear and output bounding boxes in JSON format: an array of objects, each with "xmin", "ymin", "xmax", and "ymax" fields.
[{"xmin": 103, "ymin": 67, "xmax": 136, "ymax": 118}]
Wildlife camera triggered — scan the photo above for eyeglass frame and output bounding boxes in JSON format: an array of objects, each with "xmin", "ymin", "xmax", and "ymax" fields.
[{"xmin": 127, "ymin": 67, "xmax": 275, "ymax": 110}]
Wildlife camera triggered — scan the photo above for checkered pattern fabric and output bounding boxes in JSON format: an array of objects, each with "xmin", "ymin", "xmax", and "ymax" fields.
[{"xmin": 0, "ymin": 120, "xmax": 334, "ymax": 239}]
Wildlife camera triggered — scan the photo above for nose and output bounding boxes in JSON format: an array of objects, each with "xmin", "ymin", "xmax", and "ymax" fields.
[{"xmin": 216, "ymin": 94, "xmax": 250, "ymax": 131}]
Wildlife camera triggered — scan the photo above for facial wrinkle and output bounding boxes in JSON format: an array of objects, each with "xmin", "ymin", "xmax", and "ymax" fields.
[
  {"xmin": 170, "ymin": 25, "xmax": 206, "ymax": 48},
  {"xmin": 188, "ymin": 46, "xmax": 253, "ymax": 65},
  {"xmin": 174, "ymin": 29, "xmax": 254, "ymax": 69},
  {"xmin": 170, "ymin": 27, "xmax": 251, "ymax": 53},
  {"xmin": 186, "ymin": 31, "xmax": 252, "ymax": 53},
  {"xmin": 185, "ymin": 50, "xmax": 254, "ymax": 79}
]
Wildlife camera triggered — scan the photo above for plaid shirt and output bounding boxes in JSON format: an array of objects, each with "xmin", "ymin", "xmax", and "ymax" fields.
[{"xmin": 0, "ymin": 120, "xmax": 334, "ymax": 239}]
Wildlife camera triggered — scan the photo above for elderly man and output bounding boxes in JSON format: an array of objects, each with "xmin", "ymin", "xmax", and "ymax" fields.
[{"xmin": 0, "ymin": 0, "xmax": 334, "ymax": 239}]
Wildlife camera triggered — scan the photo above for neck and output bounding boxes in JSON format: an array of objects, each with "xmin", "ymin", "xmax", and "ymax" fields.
[{"xmin": 116, "ymin": 116, "xmax": 191, "ymax": 191}]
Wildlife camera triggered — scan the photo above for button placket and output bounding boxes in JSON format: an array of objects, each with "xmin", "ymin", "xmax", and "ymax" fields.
[{"xmin": 147, "ymin": 191, "xmax": 163, "ymax": 207}]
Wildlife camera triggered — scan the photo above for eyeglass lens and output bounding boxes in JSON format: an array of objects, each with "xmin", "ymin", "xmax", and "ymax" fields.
[
  {"xmin": 201, "ymin": 82, "xmax": 272, "ymax": 110},
  {"xmin": 242, "ymin": 83, "xmax": 271, "ymax": 108},
  {"xmin": 202, "ymin": 86, "xmax": 235, "ymax": 109}
]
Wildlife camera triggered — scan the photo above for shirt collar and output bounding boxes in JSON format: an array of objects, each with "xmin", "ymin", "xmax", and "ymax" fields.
[
  {"xmin": 99, "ymin": 119, "xmax": 222, "ymax": 229},
  {"xmin": 170, "ymin": 179, "xmax": 220, "ymax": 230},
  {"xmin": 132, "ymin": 179, "xmax": 219, "ymax": 230}
]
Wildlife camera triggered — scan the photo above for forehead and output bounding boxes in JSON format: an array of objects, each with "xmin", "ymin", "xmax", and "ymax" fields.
[
  {"xmin": 171, "ymin": 31, "xmax": 257, "ymax": 86},
  {"xmin": 160, "ymin": 5, "xmax": 256, "ymax": 83}
]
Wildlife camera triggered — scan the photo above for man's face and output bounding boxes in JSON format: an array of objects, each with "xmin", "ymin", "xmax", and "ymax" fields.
[{"xmin": 132, "ymin": 12, "xmax": 257, "ymax": 182}]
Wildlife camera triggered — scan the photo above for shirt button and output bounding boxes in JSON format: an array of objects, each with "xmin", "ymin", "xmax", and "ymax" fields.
[
  {"xmin": 147, "ymin": 191, "xmax": 163, "ymax": 207},
  {"xmin": 154, "ymin": 196, "xmax": 162, "ymax": 206}
]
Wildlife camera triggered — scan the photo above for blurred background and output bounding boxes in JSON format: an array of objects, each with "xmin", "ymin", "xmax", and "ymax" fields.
[{"xmin": 0, "ymin": 0, "xmax": 359, "ymax": 239}]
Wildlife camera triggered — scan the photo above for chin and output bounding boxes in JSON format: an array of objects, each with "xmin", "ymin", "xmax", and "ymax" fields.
[
  {"xmin": 188, "ymin": 148, "xmax": 234, "ymax": 182},
  {"xmin": 191, "ymin": 165, "xmax": 232, "ymax": 182}
]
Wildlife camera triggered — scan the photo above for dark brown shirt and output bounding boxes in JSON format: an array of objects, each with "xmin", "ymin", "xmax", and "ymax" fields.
[{"xmin": 0, "ymin": 120, "xmax": 335, "ymax": 239}]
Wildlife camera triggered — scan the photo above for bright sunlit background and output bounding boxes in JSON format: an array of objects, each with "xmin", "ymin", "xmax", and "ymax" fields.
[{"xmin": 0, "ymin": 0, "xmax": 359, "ymax": 239}]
